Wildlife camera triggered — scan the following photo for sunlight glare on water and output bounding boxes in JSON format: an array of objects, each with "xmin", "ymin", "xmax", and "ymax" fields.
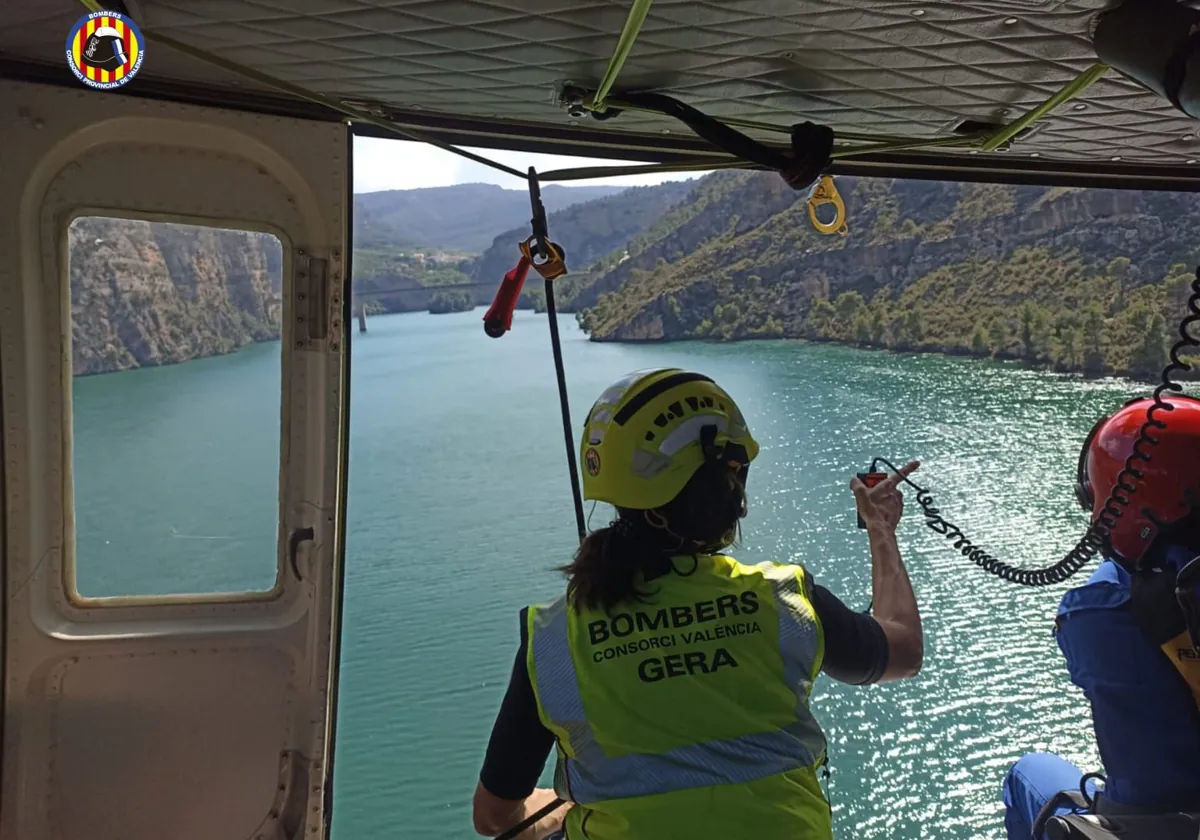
[{"xmin": 340, "ymin": 313, "xmax": 1139, "ymax": 840}]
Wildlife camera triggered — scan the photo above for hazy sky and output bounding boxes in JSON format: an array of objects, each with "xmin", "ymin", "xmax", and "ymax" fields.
[{"xmin": 353, "ymin": 136, "xmax": 705, "ymax": 193}]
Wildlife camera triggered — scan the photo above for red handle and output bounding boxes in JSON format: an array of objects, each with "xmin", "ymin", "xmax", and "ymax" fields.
[
  {"xmin": 859, "ymin": 472, "xmax": 888, "ymax": 488},
  {"xmin": 855, "ymin": 472, "xmax": 889, "ymax": 529},
  {"xmin": 483, "ymin": 255, "xmax": 532, "ymax": 338}
]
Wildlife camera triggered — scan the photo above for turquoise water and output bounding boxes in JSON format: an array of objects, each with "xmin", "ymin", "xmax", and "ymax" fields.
[{"xmin": 72, "ymin": 310, "xmax": 1156, "ymax": 839}]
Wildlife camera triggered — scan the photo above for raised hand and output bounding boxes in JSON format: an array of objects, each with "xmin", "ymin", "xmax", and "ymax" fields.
[{"xmin": 851, "ymin": 460, "xmax": 920, "ymax": 532}]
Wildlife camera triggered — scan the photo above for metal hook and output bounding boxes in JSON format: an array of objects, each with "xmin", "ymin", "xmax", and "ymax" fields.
[
  {"xmin": 807, "ymin": 174, "xmax": 848, "ymax": 236},
  {"xmin": 519, "ymin": 236, "xmax": 568, "ymax": 280},
  {"xmin": 523, "ymin": 166, "xmax": 568, "ymax": 279}
]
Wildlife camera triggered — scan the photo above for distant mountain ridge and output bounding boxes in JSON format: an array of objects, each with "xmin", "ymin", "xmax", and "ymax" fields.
[
  {"xmin": 354, "ymin": 182, "xmax": 625, "ymax": 253},
  {"xmin": 353, "ymin": 178, "xmax": 699, "ymax": 315},
  {"xmin": 469, "ymin": 179, "xmax": 697, "ymax": 291}
]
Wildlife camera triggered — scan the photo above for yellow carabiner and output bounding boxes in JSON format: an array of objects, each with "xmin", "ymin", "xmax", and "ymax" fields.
[
  {"xmin": 807, "ymin": 175, "xmax": 848, "ymax": 236},
  {"xmin": 519, "ymin": 236, "xmax": 568, "ymax": 280}
]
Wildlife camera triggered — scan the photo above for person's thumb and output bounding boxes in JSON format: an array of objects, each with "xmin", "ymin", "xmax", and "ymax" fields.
[{"xmin": 850, "ymin": 477, "xmax": 868, "ymax": 502}]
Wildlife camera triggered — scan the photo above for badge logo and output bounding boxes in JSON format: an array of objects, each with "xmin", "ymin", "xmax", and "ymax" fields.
[
  {"xmin": 66, "ymin": 11, "xmax": 145, "ymax": 90},
  {"xmin": 585, "ymin": 447, "xmax": 602, "ymax": 476}
]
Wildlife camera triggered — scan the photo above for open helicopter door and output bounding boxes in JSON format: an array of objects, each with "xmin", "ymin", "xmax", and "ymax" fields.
[{"xmin": 0, "ymin": 79, "xmax": 349, "ymax": 840}]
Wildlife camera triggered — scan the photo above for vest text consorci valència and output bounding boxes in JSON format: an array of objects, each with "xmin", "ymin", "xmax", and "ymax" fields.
[{"xmin": 586, "ymin": 590, "xmax": 764, "ymax": 683}]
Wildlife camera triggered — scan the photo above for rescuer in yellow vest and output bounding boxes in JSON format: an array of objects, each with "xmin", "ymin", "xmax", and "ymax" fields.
[{"xmin": 473, "ymin": 368, "xmax": 924, "ymax": 840}]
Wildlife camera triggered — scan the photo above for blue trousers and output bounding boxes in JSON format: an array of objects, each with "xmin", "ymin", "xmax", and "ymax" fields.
[{"xmin": 1003, "ymin": 752, "xmax": 1102, "ymax": 840}]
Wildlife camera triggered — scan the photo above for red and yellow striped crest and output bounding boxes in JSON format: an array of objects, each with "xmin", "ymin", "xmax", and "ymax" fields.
[{"xmin": 66, "ymin": 11, "xmax": 145, "ymax": 90}]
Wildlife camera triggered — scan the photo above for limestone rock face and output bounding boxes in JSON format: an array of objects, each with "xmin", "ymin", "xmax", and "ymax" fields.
[{"xmin": 69, "ymin": 217, "xmax": 283, "ymax": 376}]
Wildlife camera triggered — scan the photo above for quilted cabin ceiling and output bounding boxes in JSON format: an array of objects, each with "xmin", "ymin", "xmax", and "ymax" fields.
[{"xmin": 5, "ymin": 0, "xmax": 1200, "ymax": 187}]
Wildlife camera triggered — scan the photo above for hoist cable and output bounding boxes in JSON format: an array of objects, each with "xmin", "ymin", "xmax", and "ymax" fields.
[
  {"xmin": 873, "ymin": 267, "xmax": 1200, "ymax": 586},
  {"xmin": 545, "ymin": 276, "xmax": 587, "ymax": 542}
]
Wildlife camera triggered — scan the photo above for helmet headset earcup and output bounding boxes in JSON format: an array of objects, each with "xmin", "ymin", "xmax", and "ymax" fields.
[{"xmin": 1075, "ymin": 415, "xmax": 1105, "ymax": 512}]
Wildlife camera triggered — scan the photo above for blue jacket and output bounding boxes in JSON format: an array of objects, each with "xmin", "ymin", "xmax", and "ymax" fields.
[{"xmin": 1055, "ymin": 547, "xmax": 1200, "ymax": 811}]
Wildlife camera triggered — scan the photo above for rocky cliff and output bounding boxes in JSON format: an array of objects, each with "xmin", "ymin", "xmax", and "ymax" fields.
[
  {"xmin": 577, "ymin": 174, "xmax": 1200, "ymax": 378},
  {"xmin": 70, "ymin": 217, "xmax": 283, "ymax": 376}
]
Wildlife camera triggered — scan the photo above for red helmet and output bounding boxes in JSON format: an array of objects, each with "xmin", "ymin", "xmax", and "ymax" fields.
[{"xmin": 1076, "ymin": 395, "xmax": 1200, "ymax": 566}]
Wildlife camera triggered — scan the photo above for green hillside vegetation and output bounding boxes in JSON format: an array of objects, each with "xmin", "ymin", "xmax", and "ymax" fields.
[
  {"xmin": 428, "ymin": 290, "xmax": 474, "ymax": 314},
  {"xmin": 354, "ymin": 248, "xmax": 474, "ymax": 283},
  {"xmin": 793, "ymin": 256, "xmax": 1196, "ymax": 379},
  {"xmin": 577, "ymin": 173, "xmax": 1200, "ymax": 380},
  {"xmin": 568, "ymin": 171, "xmax": 800, "ymax": 313},
  {"xmin": 352, "ymin": 248, "xmax": 476, "ymax": 313}
]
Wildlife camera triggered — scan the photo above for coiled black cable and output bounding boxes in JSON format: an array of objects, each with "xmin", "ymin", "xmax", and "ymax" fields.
[
  {"xmin": 874, "ymin": 268, "xmax": 1200, "ymax": 586},
  {"xmin": 870, "ymin": 455, "xmax": 1104, "ymax": 586}
]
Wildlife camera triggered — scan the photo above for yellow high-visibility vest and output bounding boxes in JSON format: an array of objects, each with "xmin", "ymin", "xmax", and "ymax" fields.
[{"xmin": 526, "ymin": 555, "xmax": 832, "ymax": 840}]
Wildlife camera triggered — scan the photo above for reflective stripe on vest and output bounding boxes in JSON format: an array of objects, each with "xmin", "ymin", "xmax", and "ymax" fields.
[{"xmin": 527, "ymin": 557, "xmax": 827, "ymax": 805}]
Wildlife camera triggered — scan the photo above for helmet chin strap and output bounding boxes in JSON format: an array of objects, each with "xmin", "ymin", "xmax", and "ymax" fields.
[
  {"xmin": 698, "ymin": 423, "xmax": 722, "ymax": 462},
  {"xmin": 699, "ymin": 423, "xmax": 752, "ymax": 478},
  {"xmin": 1129, "ymin": 551, "xmax": 1200, "ymax": 707}
]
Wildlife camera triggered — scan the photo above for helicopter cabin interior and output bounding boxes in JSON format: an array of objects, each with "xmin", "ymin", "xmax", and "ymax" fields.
[{"xmin": 2, "ymin": 0, "xmax": 1200, "ymax": 838}]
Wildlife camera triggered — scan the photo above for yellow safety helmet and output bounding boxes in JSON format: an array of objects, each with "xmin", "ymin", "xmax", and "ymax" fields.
[{"xmin": 580, "ymin": 368, "xmax": 759, "ymax": 510}]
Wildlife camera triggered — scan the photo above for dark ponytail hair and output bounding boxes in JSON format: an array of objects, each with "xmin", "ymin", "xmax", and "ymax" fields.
[{"xmin": 560, "ymin": 458, "xmax": 748, "ymax": 612}]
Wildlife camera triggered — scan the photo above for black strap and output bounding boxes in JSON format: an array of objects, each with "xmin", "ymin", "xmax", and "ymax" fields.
[
  {"xmin": 494, "ymin": 797, "xmax": 566, "ymax": 840},
  {"xmin": 1162, "ymin": 30, "xmax": 1200, "ymax": 113},
  {"xmin": 1034, "ymin": 788, "xmax": 1092, "ymax": 839},
  {"xmin": 1044, "ymin": 814, "xmax": 1112, "ymax": 840},
  {"xmin": 609, "ymin": 91, "xmax": 834, "ymax": 190},
  {"xmin": 785, "ymin": 122, "xmax": 837, "ymax": 189},
  {"xmin": 1130, "ymin": 564, "xmax": 1191, "ymax": 645},
  {"xmin": 1046, "ymin": 812, "xmax": 1200, "ymax": 840},
  {"xmin": 699, "ymin": 422, "xmax": 720, "ymax": 461},
  {"xmin": 1178, "ymin": 556, "xmax": 1200, "ymax": 654}
]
